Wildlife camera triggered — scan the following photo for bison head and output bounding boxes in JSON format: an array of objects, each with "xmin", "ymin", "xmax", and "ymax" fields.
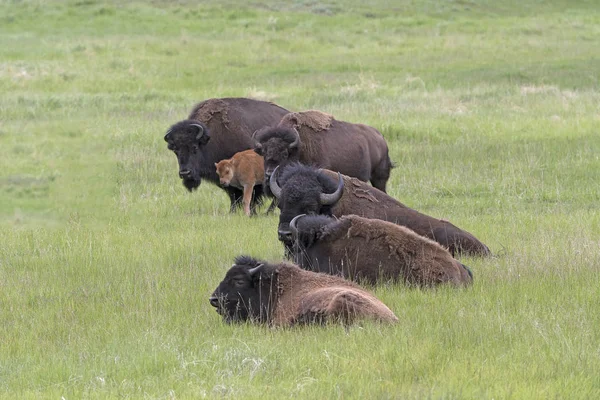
[
  {"xmin": 164, "ymin": 119, "xmax": 211, "ymax": 192},
  {"xmin": 254, "ymin": 127, "xmax": 300, "ymax": 181},
  {"xmin": 269, "ymin": 164, "xmax": 343, "ymax": 253},
  {"xmin": 209, "ymin": 256, "xmax": 277, "ymax": 324},
  {"xmin": 289, "ymin": 214, "xmax": 334, "ymax": 267},
  {"xmin": 214, "ymin": 159, "xmax": 233, "ymax": 187}
]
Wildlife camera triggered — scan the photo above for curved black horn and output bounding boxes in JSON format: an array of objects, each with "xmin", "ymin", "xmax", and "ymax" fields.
[
  {"xmin": 289, "ymin": 214, "xmax": 306, "ymax": 237},
  {"xmin": 248, "ymin": 263, "xmax": 264, "ymax": 276},
  {"xmin": 319, "ymin": 172, "xmax": 344, "ymax": 206},
  {"xmin": 190, "ymin": 123, "xmax": 204, "ymax": 139},
  {"xmin": 288, "ymin": 128, "xmax": 300, "ymax": 149},
  {"xmin": 269, "ymin": 166, "xmax": 282, "ymax": 199},
  {"xmin": 163, "ymin": 128, "xmax": 172, "ymax": 142}
]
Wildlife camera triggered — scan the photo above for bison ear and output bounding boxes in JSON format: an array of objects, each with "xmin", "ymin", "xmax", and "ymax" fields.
[{"xmin": 254, "ymin": 143, "xmax": 263, "ymax": 156}]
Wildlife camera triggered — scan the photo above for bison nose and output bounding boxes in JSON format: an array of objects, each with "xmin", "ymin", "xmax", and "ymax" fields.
[
  {"xmin": 179, "ymin": 169, "xmax": 191, "ymax": 178},
  {"xmin": 209, "ymin": 296, "xmax": 220, "ymax": 308},
  {"xmin": 278, "ymin": 229, "xmax": 293, "ymax": 242}
]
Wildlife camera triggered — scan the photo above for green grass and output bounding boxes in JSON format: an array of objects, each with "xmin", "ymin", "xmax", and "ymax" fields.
[{"xmin": 1, "ymin": 0, "xmax": 600, "ymax": 398}]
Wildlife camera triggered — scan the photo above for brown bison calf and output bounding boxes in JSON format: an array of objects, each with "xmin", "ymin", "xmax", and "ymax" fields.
[
  {"xmin": 290, "ymin": 214, "xmax": 473, "ymax": 287},
  {"xmin": 209, "ymin": 255, "xmax": 398, "ymax": 326},
  {"xmin": 215, "ymin": 150, "xmax": 265, "ymax": 216}
]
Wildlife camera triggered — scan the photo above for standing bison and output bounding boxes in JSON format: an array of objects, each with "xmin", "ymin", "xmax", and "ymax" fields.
[
  {"xmin": 254, "ymin": 110, "xmax": 393, "ymax": 192},
  {"xmin": 289, "ymin": 214, "xmax": 473, "ymax": 286},
  {"xmin": 270, "ymin": 163, "xmax": 491, "ymax": 257},
  {"xmin": 209, "ymin": 255, "xmax": 398, "ymax": 326},
  {"xmin": 164, "ymin": 97, "xmax": 289, "ymax": 212}
]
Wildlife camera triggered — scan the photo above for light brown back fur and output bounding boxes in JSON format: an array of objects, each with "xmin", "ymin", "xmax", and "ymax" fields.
[
  {"xmin": 271, "ymin": 263, "xmax": 398, "ymax": 326},
  {"xmin": 214, "ymin": 150, "xmax": 265, "ymax": 216}
]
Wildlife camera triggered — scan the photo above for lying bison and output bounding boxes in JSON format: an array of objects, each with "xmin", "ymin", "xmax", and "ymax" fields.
[
  {"xmin": 290, "ymin": 214, "xmax": 473, "ymax": 286},
  {"xmin": 254, "ymin": 110, "xmax": 393, "ymax": 192},
  {"xmin": 164, "ymin": 97, "xmax": 289, "ymax": 212},
  {"xmin": 209, "ymin": 255, "xmax": 398, "ymax": 326},
  {"xmin": 270, "ymin": 163, "xmax": 491, "ymax": 257}
]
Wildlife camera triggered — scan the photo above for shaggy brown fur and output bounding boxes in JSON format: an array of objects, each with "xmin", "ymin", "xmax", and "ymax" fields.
[
  {"xmin": 210, "ymin": 256, "xmax": 398, "ymax": 327},
  {"xmin": 280, "ymin": 110, "xmax": 334, "ymax": 132},
  {"xmin": 293, "ymin": 215, "xmax": 473, "ymax": 286},
  {"xmin": 321, "ymin": 171, "xmax": 490, "ymax": 257},
  {"xmin": 215, "ymin": 150, "xmax": 265, "ymax": 216}
]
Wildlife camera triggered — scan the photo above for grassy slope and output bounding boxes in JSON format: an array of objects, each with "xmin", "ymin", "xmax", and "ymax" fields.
[{"xmin": 1, "ymin": 0, "xmax": 599, "ymax": 398}]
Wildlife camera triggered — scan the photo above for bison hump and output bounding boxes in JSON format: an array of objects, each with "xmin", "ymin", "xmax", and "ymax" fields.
[
  {"xmin": 288, "ymin": 110, "xmax": 334, "ymax": 133},
  {"xmin": 190, "ymin": 98, "xmax": 230, "ymax": 126}
]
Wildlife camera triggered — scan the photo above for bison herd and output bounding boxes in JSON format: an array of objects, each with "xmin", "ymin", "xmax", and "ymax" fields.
[{"xmin": 165, "ymin": 97, "xmax": 491, "ymax": 327}]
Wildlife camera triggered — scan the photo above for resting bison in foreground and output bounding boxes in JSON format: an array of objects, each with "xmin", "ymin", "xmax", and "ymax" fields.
[
  {"xmin": 209, "ymin": 255, "xmax": 398, "ymax": 326},
  {"xmin": 215, "ymin": 150, "xmax": 267, "ymax": 217},
  {"xmin": 254, "ymin": 110, "xmax": 393, "ymax": 192},
  {"xmin": 164, "ymin": 97, "xmax": 289, "ymax": 212},
  {"xmin": 290, "ymin": 214, "xmax": 473, "ymax": 286},
  {"xmin": 270, "ymin": 163, "xmax": 491, "ymax": 257}
]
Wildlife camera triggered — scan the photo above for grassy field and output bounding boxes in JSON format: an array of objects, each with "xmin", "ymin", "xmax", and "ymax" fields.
[{"xmin": 1, "ymin": 0, "xmax": 600, "ymax": 398}]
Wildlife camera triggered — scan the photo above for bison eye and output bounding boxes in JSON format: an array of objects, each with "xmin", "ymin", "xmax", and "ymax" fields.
[{"xmin": 234, "ymin": 279, "xmax": 246, "ymax": 288}]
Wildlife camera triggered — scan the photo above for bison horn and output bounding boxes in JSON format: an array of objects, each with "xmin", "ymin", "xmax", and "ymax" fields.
[
  {"xmin": 163, "ymin": 128, "xmax": 172, "ymax": 142},
  {"xmin": 248, "ymin": 263, "xmax": 264, "ymax": 276},
  {"xmin": 269, "ymin": 166, "xmax": 282, "ymax": 199},
  {"xmin": 289, "ymin": 214, "xmax": 306, "ymax": 237},
  {"xmin": 319, "ymin": 172, "xmax": 344, "ymax": 206},
  {"xmin": 288, "ymin": 128, "xmax": 300, "ymax": 149},
  {"xmin": 190, "ymin": 123, "xmax": 204, "ymax": 140}
]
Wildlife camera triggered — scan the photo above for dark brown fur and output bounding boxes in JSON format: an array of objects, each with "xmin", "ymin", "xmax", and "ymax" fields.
[
  {"xmin": 256, "ymin": 110, "xmax": 393, "ymax": 192},
  {"xmin": 293, "ymin": 215, "xmax": 473, "ymax": 286}
]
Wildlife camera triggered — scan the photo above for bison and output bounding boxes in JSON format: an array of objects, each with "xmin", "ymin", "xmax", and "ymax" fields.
[
  {"xmin": 270, "ymin": 163, "xmax": 491, "ymax": 257},
  {"xmin": 209, "ymin": 255, "xmax": 398, "ymax": 326},
  {"xmin": 164, "ymin": 97, "xmax": 289, "ymax": 213},
  {"xmin": 215, "ymin": 150, "xmax": 267, "ymax": 217},
  {"xmin": 254, "ymin": 110, "xmax": 393, "ymax": 193},
  {"xmin": 290, "ymin": 214, "xmax": 473, "ymax": 286}
]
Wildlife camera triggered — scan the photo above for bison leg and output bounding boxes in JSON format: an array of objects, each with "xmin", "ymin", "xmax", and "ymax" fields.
[
  {"xmin": 370, "ymin": 155, "xmax": 393, "ymax": 193},
  {"xmin": 242, "ymin": 184, "xmax": 254, "ymax": 217},
  {"xmin": 225, "ymin": 187, "xmax": 243, "ymax": 213},
  {"xmin": 265, "ymin": 198, "xmax": 278, "ymax": 215}
]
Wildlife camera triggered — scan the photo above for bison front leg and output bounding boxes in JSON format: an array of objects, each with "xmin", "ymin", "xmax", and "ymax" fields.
[
  {"xmin": 225, "ymin": 187, "xmax": 243, "ymax": 213},
  {"xmin": 242, "ymin": 184, "xmax": 254, "ymax": 217}
]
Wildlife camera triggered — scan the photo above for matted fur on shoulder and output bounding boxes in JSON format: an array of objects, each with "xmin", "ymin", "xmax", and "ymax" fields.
[
  {"xmin": 281, "ymin": 110, "xmax": 334, "ymax": 132},
  {"xmin": 189, "ymin": 98, "xmax": 230, "ymax": 125}
]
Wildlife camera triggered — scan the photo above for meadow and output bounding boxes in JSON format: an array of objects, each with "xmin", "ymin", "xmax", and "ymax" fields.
[{"xmin": 1, "ymin": 0, "xmax": 599, "ymax": 398}]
